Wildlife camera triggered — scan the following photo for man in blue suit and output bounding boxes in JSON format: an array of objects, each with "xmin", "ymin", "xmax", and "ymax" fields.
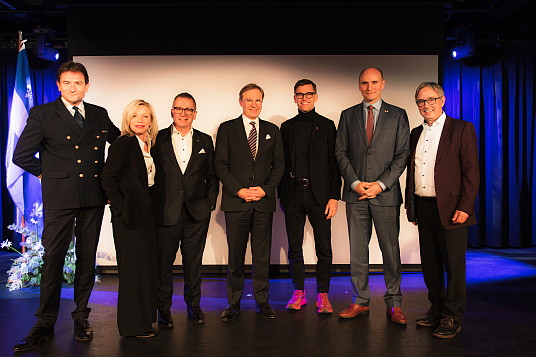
[{"xmin": 335, "ymin": 67, "xmax": 410, "ymax": 324}]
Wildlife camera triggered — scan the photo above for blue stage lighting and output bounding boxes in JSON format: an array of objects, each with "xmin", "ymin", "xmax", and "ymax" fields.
[
  {"xmin": 451, "ymin": 29, "xmax": 475, "ymax": 59},
  {"xmin": 34, "ymin": 34, "xmax": 59, "ymax": 62}
]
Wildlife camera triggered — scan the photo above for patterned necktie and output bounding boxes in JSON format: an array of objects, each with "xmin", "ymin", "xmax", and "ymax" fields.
[
  {"xmin": 73, "ymin": 106, "xmax": 85, "ymax": 129},
  {"xmin": 366, "ymin": 105, "xmax": 374, "ymax": 145},
  {"xmin": 248, "ymin": 121, "xmax": 257, "ymax": 159}
]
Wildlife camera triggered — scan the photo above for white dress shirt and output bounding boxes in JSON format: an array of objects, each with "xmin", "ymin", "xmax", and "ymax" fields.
[
  {"xmin": 136, "ymin": 135, "xmax": 155, "ymax": 187},
  {"xmin": 414, "ymin": 112, "xmax": 446, "ymax": 197},
  {"xmin": 172, "ymin": 126, "xmax": 193, "ymax": 174}
]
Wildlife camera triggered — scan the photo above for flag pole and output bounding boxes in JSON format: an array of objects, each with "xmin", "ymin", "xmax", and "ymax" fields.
[{"xmin": 17, "ymin": 30, "xmax": 27, "ymax": 254}]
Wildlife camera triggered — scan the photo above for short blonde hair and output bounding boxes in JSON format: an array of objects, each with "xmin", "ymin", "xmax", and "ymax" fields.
[{"xmin": 120, "ymin": 99, "xmax": 158, "ymax": 146}]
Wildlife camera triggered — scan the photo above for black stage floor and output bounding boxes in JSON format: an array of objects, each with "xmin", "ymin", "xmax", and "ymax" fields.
[{"xmin": 1, "ymin": 248, "xmax": 535, "ymax": 356}]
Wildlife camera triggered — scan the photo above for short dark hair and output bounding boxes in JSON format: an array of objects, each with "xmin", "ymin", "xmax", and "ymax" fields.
[
  {"xmin": 294, "ymin": 79, "xmax": 317, "ymax": 93},
  {"xmin": 173, "ymin": 92, "xmax": 197, "ymax": 108},
  {"xmin": 239, "ymin": 83, "xmax": 264, "ymax": 100},
  {"xmin": 57, "ymin": 61, "xmax": 90, "ymax": 84},
  {"xmin": 358, "ymin": 67, "xmax": 384, "ymax": 82},
  {"xmin": 414, "ymin": 82, "xmax": 445, "ymax": 101}
]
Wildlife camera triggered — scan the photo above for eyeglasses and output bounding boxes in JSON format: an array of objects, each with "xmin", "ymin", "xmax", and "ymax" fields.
[
  {"xmin": 295, "ymin": 92, "xmax": 316, "ymax": 99},
  {"xmin": 173, "ymin": 107, "xmax": 196, "ymax": 115},
  {"xmin": 416, "ymin": 97, "xmax": 442, "ymax": 107}
]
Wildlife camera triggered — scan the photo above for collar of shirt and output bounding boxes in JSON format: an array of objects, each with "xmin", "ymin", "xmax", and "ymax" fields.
[
  {"xmin": 363, "ymin": 99, "xmax": 382, "ymax": 113},
  {"xmin": 242, "ymin": 114, "xmax": 259, "ymax": 133},
  {"xmin": 61, "ymin": 97, "xmax": 85, "ymax": 117},
  {"xmin": 135, "ymin": 135, "xmax": 149, "ymax": 152},
  {"xmin": 172, "ymin": 125, "xmax": 193, "ymax": 138},
  {"xmin": 421, "ymin": 112, "xmax": 446, "ymax": 129}
]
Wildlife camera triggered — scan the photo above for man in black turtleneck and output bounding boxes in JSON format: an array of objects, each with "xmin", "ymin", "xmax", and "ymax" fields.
[{"xmin": 279, "ymin": 79, "xmax": 341, "ymax": 314}]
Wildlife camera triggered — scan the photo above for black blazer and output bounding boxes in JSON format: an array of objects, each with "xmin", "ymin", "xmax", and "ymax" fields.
[
  {"xmin": 215, "ymin": 116, "xmax": 284, "ymax": 212},
  {"xmin": 101, "ymin": 135, "xmax": 153, "ymax": 229},
  {"xmin": 151, "ymin": 125, "xmax": 219, "ymax": 225},
  {"xmin": 279, "ymin": 111, "xmax": 341, "ymax": 206},
  {"xmin": 13, "ymin": 97, "xmax": 120, "ymax": 209}
]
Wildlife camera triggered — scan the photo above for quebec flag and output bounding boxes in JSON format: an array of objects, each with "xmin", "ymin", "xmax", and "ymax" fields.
[{"xmin": 5, "ymin": 42, "xmax": 43, "ymax": 222}]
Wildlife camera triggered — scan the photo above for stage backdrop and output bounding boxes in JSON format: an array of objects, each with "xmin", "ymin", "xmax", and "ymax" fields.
[{"xmin": 74, "ymin": 55, "xmax": 437, "ymax": 266}]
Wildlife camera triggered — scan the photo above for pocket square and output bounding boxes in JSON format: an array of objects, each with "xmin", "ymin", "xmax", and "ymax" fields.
[
  {"xmin": 265, "ymin": 134, "xmax": 271, "ymax": 139},
  {"xmin": 199, "ymin": 148, "xmax": 206, "ymax": 154}
]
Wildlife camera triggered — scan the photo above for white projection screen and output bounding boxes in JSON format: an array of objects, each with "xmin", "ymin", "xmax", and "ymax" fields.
[{"xmin": 74, "ymin": 55, "xmax": 437, "ymax": 267}]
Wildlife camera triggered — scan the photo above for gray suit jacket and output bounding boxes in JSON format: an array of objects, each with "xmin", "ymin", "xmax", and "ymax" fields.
[{"xmin": 335, "ymin": 101, "xmax": 410, "ymax": 206}]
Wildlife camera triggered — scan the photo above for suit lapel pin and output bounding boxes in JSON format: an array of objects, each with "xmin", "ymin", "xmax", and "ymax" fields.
[
  {"xmin": 315, "ymin": 126, "xmax": 319, "ymax": 130},
  {"xmin": 102, "ymin": 130, "xmax": 108, "ymax": 133},
  {"xmin": 199, "ymin": 148, "xmax": 206, "ymax": 154},
  {"xmin": 384, "ymin": 110, "xmax": 389, "ymax": 113},
  {"xmin": 266, "ymin": 134, "xmax": 271, "ymax": 139}
]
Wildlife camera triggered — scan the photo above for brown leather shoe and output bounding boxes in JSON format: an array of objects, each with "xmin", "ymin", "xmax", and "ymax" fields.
[
  {"xmin": 386, "ymin": 307, "xmax": 408, "ymax": 325},
  {"xmin": 338, "ymin": 304, "xmax": 369, "ymax": 319}
]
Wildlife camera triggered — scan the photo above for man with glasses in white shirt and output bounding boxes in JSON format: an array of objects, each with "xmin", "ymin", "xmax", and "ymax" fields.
[
  {"xmin": 152, "ymin": 92, "xmax": 219, "ymax": 326},
  {"xmin": 405, "ymin": 82, "xmax": 479, "ymax": 338}
]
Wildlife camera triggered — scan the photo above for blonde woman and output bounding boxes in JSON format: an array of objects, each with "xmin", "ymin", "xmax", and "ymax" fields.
[{"xmin": 101, "ymin": 99, "xmax": 158, "ymax": 337}]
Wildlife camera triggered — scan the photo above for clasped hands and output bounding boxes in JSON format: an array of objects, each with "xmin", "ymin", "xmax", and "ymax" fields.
[
  {"xmin": 355, "ymin": 181, "xmax": 383, "ymax": 200},
  {"xmin": 237, "ymin": 186, "xmax": 266, "ymax": 202}
]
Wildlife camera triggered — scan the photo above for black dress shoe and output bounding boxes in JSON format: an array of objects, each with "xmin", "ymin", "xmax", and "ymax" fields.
[
  {"xmin": 158, "ymin": 310, "xmax": 174, "ymax": 328},
  {"xmin": 416, "ymin": 310, "xmax": 442, "ymax": 327},
  {"xmin": 134, "ymin": 331, "xmax": 155, "ymax": 338},
  {"xmin": 433, "ymin": 316, "xmax": 461, "ymax": 338},
  {"xmin": 187, "ymin": 306, "xmax": 206, "ymax": 324},
  {"xmin": 221, "ymin": 304, "xmax": 240, "ymax": 322},
  {"xmin": 74, "ymin": 318, "xmax": 93, "ymax": 341},
  {"xmin": 256, "ymin": 303, "xmax": 276, "ymax": 319},
  {"xmin": 13, "ymin": 325, "xmax": 54, "ymax": 352}
]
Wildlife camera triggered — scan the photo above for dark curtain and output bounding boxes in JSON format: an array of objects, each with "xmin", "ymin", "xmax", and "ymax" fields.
[
  {"xmin": 0, "ymin": 49, "xmax": 66, "ymax": 241},
  {"xmin": 443, "ymin": 50, "xmax": 536, "ymax": 248}
]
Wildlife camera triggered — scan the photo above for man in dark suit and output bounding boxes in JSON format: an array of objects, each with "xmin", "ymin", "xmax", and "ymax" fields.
[
  {"xmin": 215, "ymin": 83, "xmax": 284, "ymax": 321},
  {"xmin": 151, "ymin": 92, "xmax": 219, "ymax": 326},
  {"xmin": 279, "ymin": 79, "xmax": 341, "ymax": 313},
  {"xmin": 335, "ymin": 67, "xmax": 410, "ymax": 324},
  {"xmin": 405, "ymin": 82, "xmax": 479, "ymax": 338},
  {"xmin": 12, "ymin": 61, "xmax": 120, "ymax": 351}
]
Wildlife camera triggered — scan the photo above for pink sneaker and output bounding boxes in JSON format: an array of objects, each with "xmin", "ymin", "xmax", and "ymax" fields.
[
  {"xmin": 286, "ymin": 290, "xmax": 307, "ymax": 310},
  {"xmin": 316, "ymin": 293, "xmax": 333, "ymax": 314}
]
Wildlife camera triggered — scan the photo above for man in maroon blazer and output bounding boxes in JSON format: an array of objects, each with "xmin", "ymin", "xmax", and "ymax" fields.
[{"xmin": 405, "ymin": 82, "xmax": 479, "ymax": 339}]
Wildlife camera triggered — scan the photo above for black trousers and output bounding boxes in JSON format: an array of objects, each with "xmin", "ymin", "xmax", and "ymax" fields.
[
  {"xmin": 416, "ymin": 196, "xmax": 467, "ymax": 322},
  {"xmin": 283, "ymin": 186, "xmax": 332, "ymax": 293},
  {"xmin": 36, "ymin": 206, "xmax": 104, "ymax": 327},
  {"xmin": 156, "ymin": 205, "xmax": 210, "ymax": 312},
  {"xmin": 112, "ymin": 214, "xmax": 157, "ymax": 336},
  {"xmin": 224, "ymin": 208, "xmax": 273, "ymax": 306}
]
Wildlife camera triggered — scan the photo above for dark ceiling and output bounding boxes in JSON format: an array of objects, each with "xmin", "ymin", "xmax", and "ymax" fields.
[{"xmin": 1, "ymin": 0, "xmax": 535, "ymax": 56}]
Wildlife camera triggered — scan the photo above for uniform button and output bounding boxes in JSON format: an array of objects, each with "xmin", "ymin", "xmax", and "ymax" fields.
[
  {"xmin": 96, "ymin": 135, "xmax": 100, "ymax": 139},
  {"xmin": 66, "ymin": 136, "xmax": 71, "ymax": 140},
  {"xmin": 77, "ymin": 160, "xmax": 82, "ymax": 164},
  {"xmin": 94, "ymin": 174, "xmax": 98, "ymax": 178},
  {"xmin": 79, "ymin": 174, "xmax": 84, "ymax": 178},
  {"xmin": 94, "ymin": 160, "xmax": 99, "ymax": 164},
  {"xmin": 75, "ymin": 145, "xmax": 79, "ymax": 149},
  {"xmin": 94, "ymin": 146, "xmax": 98, "ymax": 150}
]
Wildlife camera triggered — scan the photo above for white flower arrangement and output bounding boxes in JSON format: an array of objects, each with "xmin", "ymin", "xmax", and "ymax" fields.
[{"xmin": 1, "ymin": 203, "xmax": 77, "ymax": 291}]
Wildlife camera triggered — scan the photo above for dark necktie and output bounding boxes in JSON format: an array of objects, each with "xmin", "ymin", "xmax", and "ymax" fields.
[
  {"xmin": 73, "ymin": 106, "xmax": 85, "ymax": 129},
  {"xmin": 248, "ymin": 121, "xmax": 257, "ymax": 159},
  {"xmin": 366, "ymin": 105, "xmax": 374, "ymax": 145}
]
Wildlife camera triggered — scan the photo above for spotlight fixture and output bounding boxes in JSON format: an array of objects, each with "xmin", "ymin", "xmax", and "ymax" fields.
[
  {"xmin": 451, "ymin": 29, "xmax": 475, "ymax": 59},
  {"xmin": 34, "ymin": 33, "xmax": 59, "ymax": 62}
]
